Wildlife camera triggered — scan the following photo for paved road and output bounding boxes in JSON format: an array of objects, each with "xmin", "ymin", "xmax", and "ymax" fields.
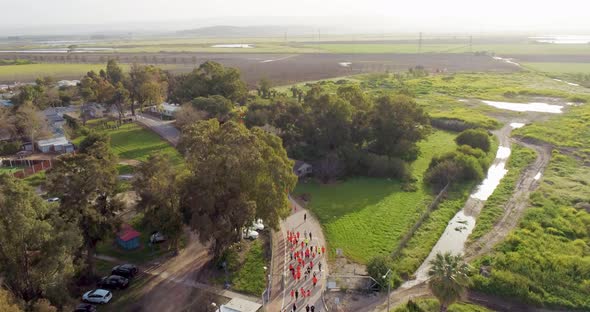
[
  {"xmin": 136, "ymin": 113, "xmax": 180, "ymax": 146},
  {"xmin": 267, "ymin": 197, "xmax": 329, "ymax": 312}
]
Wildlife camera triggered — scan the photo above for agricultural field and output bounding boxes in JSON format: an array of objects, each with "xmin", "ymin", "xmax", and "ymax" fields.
[
  {"xmin": 294, "ymin": 130, "xmax": 458, "ymax": 263},
  {"xmin": 394, "ymin": 298, "xmax": 493, "ymax": 312},
  {"xmin": 522, "ymin": 62, "xmax": 590, "ymax": 74},
  {"xmin": 0, "ymin": 63, "xmax": 119, "ymax": 82}
]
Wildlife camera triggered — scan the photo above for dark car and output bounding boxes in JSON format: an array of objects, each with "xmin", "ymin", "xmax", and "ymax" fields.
[
  {"xmin": 74, "ymin": 303, "xmax": 97, "ymax": 312},
  {"xmin": 97, "ymin": 275, "xmax": 129, "ymax": 289},
  {"xmin": 111, "ymin": 264, "xmax": 138, "ymax": 278}
]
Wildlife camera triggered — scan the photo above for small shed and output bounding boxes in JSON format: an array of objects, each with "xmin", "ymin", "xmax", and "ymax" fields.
[{"xmin": 117, "ymin": 224, "xmax": 141, "ymax": 250}]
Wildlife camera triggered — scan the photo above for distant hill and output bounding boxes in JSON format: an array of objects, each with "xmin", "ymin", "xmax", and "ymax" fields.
[{"xmin": 176, "ymin": 25, "xmax": 318, "ymax": 37}]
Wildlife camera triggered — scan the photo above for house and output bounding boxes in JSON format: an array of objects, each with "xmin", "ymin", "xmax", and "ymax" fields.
[
  {"xmin": 116, "ymin": 224, "xmax": 141, "ymax": 250},
  {"xmin": 216, "ymin": 298, "xmax": 261, "ymax": 312},
  {"xmin": 293, "ymin": 160, "xmax": 312, "ymax": 177},
  {"xmin": 150, "ymin": 102, "xmax": 180, "ymax": 118},
  {"xmin": 81, "ymin": 103, "xmax": 106, "ymax": 119},
  {"xmin": 36, "ymin": 136, "xmax": 74, "ymax": 153}
]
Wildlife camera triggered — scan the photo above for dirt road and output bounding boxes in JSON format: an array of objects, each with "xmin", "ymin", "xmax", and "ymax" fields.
[{"xmin": 136, "ymin": 113, "xmax": 180, "ymax": 146}]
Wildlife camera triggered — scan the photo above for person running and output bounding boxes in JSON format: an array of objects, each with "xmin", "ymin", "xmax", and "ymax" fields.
[
  {"xmin": 318, "ymin": 262, "xmax": 322, "ymax": 272},
  {"xmin": 290, "ymin": 289, "xmax": 295, "ymax": 300},
  {"xmin": 306, "ymin": 304, "xmax": 310, "ymax": 312},
  {"xmin": 313, "ymin": 275, "xmax": 318, "ymax": 287},
  {"xmin": 321, "ymin": 246, "xmax": 325, "ymax": 255},
  {"xmin": 307, "ymin": 289, "xmax": 311, "ymax": 297},
  {"xmin": 311, "ymin": 305, "xmax": 315, "ymax": 312},
  {"xmin": 292, "ymin": 303, "xmax": 297, "ymax": 312},
  {"xmin": 304, "ymin": 213, "xmax": 307, "ymax": 222},
  {"xmin": 295, "ymin": 289, "xmax": 299, "ymax": 300}
]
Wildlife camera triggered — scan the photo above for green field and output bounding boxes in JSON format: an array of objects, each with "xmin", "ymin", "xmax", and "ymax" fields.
[
  {"xmin": 73, "ymin": 122, "xmax": 183, "ymax": 172},
  {"xmin": 0, "ymin": 63, "xmax": 116, "ymax": 81},
  {"xmin": 394, "ymin": 298, "xmax": 493, "ymax": 312},
  {"xmin": 468, "ymin": 145, "xmax": 537, "ymax": 242},
  {"xmin": 522, "ymin": 62, "xmax": 590, "ymax": 74},
  {"xmin": 294, "ymin": 130, "xmax": 458, "ymax": 263}
]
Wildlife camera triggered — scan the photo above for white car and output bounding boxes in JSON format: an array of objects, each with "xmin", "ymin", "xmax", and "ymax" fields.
[
  {"xmin": 150, "ymin": 231, "xmax": 166, "ymax": 244},
  {"xmin": 242, "ymin": 227, "xmax": 259, "ymax": 240},
  {"xmin": 252, "ymin": 219, "xmax": 265, "ymax": 231},
  {"xmin": 47, "ymin": 197, "xmax": 60, "ymax": 203},
  {"xmin": 82, "ymin": 289, "xmax": 112, "ymax": 304}
]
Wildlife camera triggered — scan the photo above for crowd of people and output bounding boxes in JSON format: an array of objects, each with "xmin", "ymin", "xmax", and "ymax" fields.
[{"xmin": 285, "ymin": 213, "xmax": 326, "ymax": 312}]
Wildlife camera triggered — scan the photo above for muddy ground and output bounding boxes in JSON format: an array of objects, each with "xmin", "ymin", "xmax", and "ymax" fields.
[{"xmin": 0, "ymin": 52, "xmax": 519, "ymax": 87}]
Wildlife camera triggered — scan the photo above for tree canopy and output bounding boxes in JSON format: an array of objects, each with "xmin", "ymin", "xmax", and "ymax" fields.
[{"xmin": 179, "ymin": 120, "xmax": 297, "ymax": 256}]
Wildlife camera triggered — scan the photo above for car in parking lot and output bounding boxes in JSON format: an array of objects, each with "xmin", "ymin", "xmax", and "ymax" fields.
[
  {"xmin": 251, "ymin": 219, "xmax": 264, "ymax": 231},
  {"xmin": 97, "ymin": 275, "xmax": 129, "ymax": 289},
  {"xmin": 82, "ymin": 289, "xmax": 112, "ymax": 304},
  {"xmin": 111, "ymin": 264, "xmax": 138, "ymax": 279},
  {"xmin": 74, "ymin": 303, "xmax": 97, "ymax": 312}
]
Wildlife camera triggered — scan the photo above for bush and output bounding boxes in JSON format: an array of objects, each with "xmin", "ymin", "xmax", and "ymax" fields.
[
  {"xmin": 365, "ymin": 154, "xmax": 410, "ymax": 180},
  {"xmin": 367, "ymin": 255, "xmax": 401, "ymax": 290},
  {"xmin": 455, "ymin": 128, "xmax": 491, "ymax": 152},
  {"xmin": 425, "ymin": 159, "xmax": 461, "ymax": 190},
  {"xmin": 0, "ymin": 141, "xmax": 21, "ymax": 156}
]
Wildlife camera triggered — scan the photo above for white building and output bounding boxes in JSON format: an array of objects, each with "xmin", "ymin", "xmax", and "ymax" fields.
[
  {"xmin": 150, "ymin": 102, "xmax": 180, "ymax": 118},
  {"xmin": 216, "ymin": 298, "xmax": 261, "ymax": 312},
  {"xmin": 36, "ymin": 136, "xmax": 74, "ymax": 153}
]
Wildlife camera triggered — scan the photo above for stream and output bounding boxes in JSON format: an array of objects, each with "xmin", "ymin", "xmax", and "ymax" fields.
[{"xmin": 400, "ymin": 118, "xmax": 543, "ymax": 288}]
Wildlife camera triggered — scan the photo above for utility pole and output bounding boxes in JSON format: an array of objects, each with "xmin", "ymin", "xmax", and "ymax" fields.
[
  {"xmin": 469, "ymin": 35, "xmax": 473, "ymax": 53},
  {"xmin": 418, "ymin": 32, "xmax": 423, "ymax": 53}
]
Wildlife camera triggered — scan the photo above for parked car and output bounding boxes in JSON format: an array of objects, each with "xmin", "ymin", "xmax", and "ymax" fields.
[
  {"xmin": 111, "ymin": 264, "xmax": 138, "ymax": 278},
  {"xmin": 82, "ymin": 289, "xmax": 112, "ymax": 304},
  {"xmin": 97, "ymin": 275, "xmax": 129, "ymax": 289},
  {"xmin": 251, "ymin": 219, "xmax": 264, "ymax": 231},
  {"xmin": 242, "ymin": 227, "xmax": 259, "ymax": 240},
  {"xmin": 73, "ymin": 303, "xmax": 97, "ymax": 312},
  {"xmin": 150, "ymin": 231, "xmax": 166, "ymax": 244},
  {"xmin": 47, "ymin": 197, "xmax": 60, "ymax": 203}
]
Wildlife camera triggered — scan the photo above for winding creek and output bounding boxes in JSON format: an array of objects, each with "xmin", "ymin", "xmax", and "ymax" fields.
[{"xmin": 401, "ymin": 99, "xmax": 565, "ymax": 289}]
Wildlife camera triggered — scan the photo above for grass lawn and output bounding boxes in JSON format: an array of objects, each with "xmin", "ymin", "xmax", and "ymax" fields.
[
  {"xmin": 73, "ymin": 121, "xmax": 184, "ymax": 174},
  {"xmin": 96, "ymin": 213, "xmax": 170, "ymax": 265},
  {"xmin": 294, "ymin": 130, "xmax": 457, "ymax": 264},
  {"xmin": 231, "ymin": 240, "xmax": 268, "ymax": 296},
  {"xmin": 468, "ymin": 144, "xmax": 537, "ymax": 242},
  {"xmin": 0, "ymin": 166, "xmax": 24, "ymax": 174}
]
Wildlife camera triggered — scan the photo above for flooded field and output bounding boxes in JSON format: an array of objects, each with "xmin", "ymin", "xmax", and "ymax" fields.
[{"xmin": 481, "ymin": 100, "xmax": 563, "ymax": 113}]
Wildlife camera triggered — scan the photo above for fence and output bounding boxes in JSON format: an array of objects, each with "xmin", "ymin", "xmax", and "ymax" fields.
[
  {"xmin": 391, "ymin": 183, "xmax": 450, "ymax": 258},
  {"xmin": 1, "ymin": 159, "xmax": 53, "ymax": 179}
]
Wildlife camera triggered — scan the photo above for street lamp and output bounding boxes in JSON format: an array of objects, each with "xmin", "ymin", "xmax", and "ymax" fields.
[{"xmin": 382, "ymin": 269, "xmax": 392, "ymax": 312}]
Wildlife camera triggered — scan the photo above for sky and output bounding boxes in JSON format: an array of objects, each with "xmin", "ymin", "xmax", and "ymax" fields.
[{"xmin": 2, "ymin": 0, "xmax": 590, "ymax": 34}]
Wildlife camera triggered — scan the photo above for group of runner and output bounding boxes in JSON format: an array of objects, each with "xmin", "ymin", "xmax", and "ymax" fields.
[{"xmin": 285, "ymin": 213, "xmax": 325, "ymax": 311}]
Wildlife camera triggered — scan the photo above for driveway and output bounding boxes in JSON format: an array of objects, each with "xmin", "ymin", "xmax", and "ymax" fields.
[{"xmin": 136, "ymin": 113, "xmax": 180, "ymax": 146}]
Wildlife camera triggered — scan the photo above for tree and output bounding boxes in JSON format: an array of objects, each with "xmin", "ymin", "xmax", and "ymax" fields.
[
  {"xmin": 15, "ymin": 102, "xmax": 51, "ymax": 151},
  {"xmin": 258, "ymin": 78, "xmax": 272, "ymax": 98},
  {"xmin": 175, "ymin": 104, "xmax": 206, "ymax": 130},
  {"xmin": 0, "ymin": 288, "xmax": 23, "ymax": 312},
  {"xmin": 191, "ymin": 95, "xmax": 234, "ymax": 121},
  {"xmin": 367, "ymin": 255, "xmax": 398, "ymax": 291},
  {"xmin": 0, "ymin": 175, "xmax": 81, "ymax": 305},
  {"xmin": 106, "ymin": 59, "xmax": 124, "ymax": 85},
  {"xmin": 46, "ymin": 135, "xmax": 120, "ymax": 278},
  {"xmin": 107, "ymin": 83, "xmax": 130, "ymax": 125},
  {"xmin": 179, "ymin": 120, "xmax": 297, "ymax": 256},
  {"xmin": 133, "ymin": 154, "xmax": 183, "ymax": 252},
  {"xmin": 370, "ymin": 95, "xmax": 430, "ymax": 161},
  {"xmin": 127, "ymin": 64, "xmax": 168, "ymax": 115},
  {"xmin": 0, "ymin": 106, "xmax": 17, "ymax": 138},
  {"xmin": 428, "ymin": 252, "xmax": 471, "ymax": 312}
]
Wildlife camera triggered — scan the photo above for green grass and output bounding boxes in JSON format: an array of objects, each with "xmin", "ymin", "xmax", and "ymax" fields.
[
  {"xmin": 294, "ymin": 130, "xmax": 457, "ymax": 263},
  {"xmin": 393, "ymin": 298, "xmax": 493, "ymax": 312},
  {"xmin": 522, "ymin": 62, "xmax": 590, "ymax": 74},
  {"xmin": 96, "ymin": 213, "xmax": 169, "ymax": 265},
  {"xmin": 0, "ymin": 63, "xmax": 120, "ymax": 81},
  {"xmin": 468, "ymin": 145, "xmax": 537, "ymax": 241},
  {"xmin": 231, "ymin": 240, "xmax": 268, "ymax": 296},
  {"xmin": 23, "ymin": 171, "xmax": 46, "ymax": 187},
  {"xmin": 0, "ymin": 166, "xmax": 24, "ymax": 174}
]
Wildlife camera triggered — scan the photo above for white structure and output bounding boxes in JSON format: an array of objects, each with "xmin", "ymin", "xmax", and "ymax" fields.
[
  {"xmin": 57, "ymin": 80, "xmax": 80, "ymax": 88},
  {"xmin": 216, "ymin": 298, "xmax": 261, "ymax": 312},
  {"xmin": 36, "ymin": 136, "xmax": 74, "ymax": 153},
  {"xmin": 150, "ymin": 102, "xmax": 180, "ymax": 118},
  {"xmin": 293, "ymin": 160, "xmax": 313, "ymax": 177}
]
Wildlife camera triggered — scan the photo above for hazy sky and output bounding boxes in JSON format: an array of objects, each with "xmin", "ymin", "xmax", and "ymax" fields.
[{"xmin": 2, "ymin": 0, "xmax": 590, "ymax": 33}]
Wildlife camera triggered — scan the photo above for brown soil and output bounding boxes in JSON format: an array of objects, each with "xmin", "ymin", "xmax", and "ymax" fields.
[{"xmin": 0, "ymin": 52, "xmax": 519, "ymax": 87}]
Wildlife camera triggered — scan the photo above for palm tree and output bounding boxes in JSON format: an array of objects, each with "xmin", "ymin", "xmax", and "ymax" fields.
[{"xmin": 427, "ymin": 252, "xmax": 471, "ymax": 312}]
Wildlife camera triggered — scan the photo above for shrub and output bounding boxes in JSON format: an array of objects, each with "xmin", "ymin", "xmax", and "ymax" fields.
[
  {"xmin": 0, "ymin": 141, "xmax": 21, "ymax": 156},
  {"xmin": 425, "ymin": 159, "xmax": 461, "ymax": 190},
  {"xmin": 455, "ymin": 128, "xmax": 491, "ymax": 152},
  {"xmin": 365, "ymin": 154, "xmax": 410, "ymax": 180},
  {"xmin": 367, "ymin": 255, "xmax": 400, "ymax": 290}
]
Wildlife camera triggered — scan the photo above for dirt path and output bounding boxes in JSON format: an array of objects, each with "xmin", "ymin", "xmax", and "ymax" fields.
[
  {"xmin": 266, "ymin": 196, "xmax": 329, "ymax": 312},
  {"xmin": 465, "ymin": 140, "xmax": 552, "ymax": 260}
]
